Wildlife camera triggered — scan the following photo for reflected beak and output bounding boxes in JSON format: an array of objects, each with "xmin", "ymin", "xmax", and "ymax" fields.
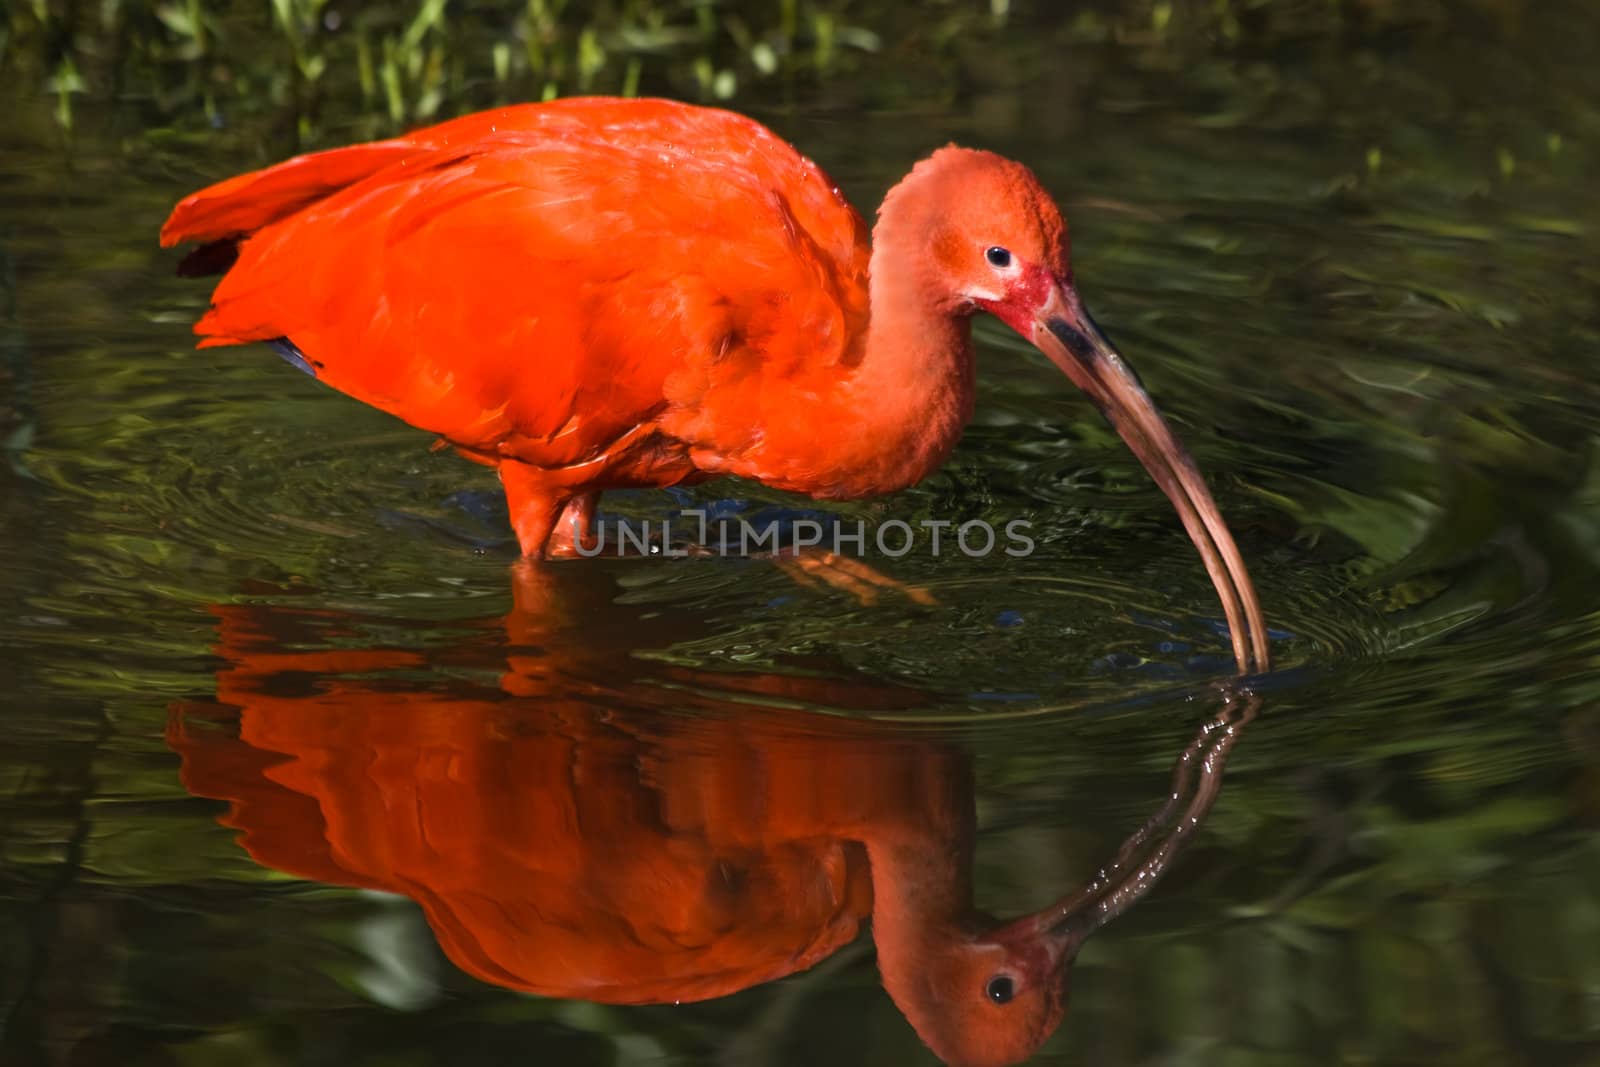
[
  {"xmin": 1031, "ymin": 283, "xmax": 1269, "ymax": 674},
  {"xmin": 987, "ymin": 689, "xmax": 1261, "ymax": 982},
  {"xmin": 989, "ymin": 897, "xmax": 1091, "ymax": 978}
]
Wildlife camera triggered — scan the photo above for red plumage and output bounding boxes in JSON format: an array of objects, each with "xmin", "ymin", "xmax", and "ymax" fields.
[{"xmin": 164, "ymin": 96, "xmax": 1270, "ymax": 674}]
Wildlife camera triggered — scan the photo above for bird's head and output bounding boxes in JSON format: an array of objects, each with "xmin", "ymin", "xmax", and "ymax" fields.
[
  {"xmin": 878, "ymin": 147, "xmax": 1270, "ymax": 674},
  {"xmin": 879, "ymin": 915, "xmax": 1080, "ymax": 1067},
  {"xmin": 879, "ymin": 806, "xmax": 1218, "ymax": 1067}
]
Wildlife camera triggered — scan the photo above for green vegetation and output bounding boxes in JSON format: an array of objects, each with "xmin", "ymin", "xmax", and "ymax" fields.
[
  {"xmin": 4, "ymin": 1, "xmax": 1545, "ymax": 138},
  {"xmin": 6, "ymin": 0, "xmax": 1005, "ymax": 136}
]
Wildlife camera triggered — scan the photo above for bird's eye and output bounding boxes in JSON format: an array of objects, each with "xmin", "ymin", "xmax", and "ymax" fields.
[
  {"xmin": 985, "ymin": 246, "xmax": 1012, "ymax": 269},
  {"xmin": 986, "ymin": 975, "xmax": 1017, "ymax": 1004}
]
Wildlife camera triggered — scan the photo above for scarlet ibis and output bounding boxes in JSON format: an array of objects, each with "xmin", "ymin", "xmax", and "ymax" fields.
[
  {"xmin": 171, "ymin": 587, "xmax": 1254, "ymax": 1067},
  {"xmin": 162, "ymin": 97, "xmax": 1269, "ymax": 673}
]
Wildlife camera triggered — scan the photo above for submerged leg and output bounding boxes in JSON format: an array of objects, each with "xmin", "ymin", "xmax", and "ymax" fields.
[{"xmin": 776, "ymin": 550, "xmax": 937, "ymax": 607}]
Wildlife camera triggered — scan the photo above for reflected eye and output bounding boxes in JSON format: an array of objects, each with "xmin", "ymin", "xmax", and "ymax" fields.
[
  {"xmin": 986, "ymin": 975, "xmax": 1016, "ymax": 1004},
  {"xmin": 985, "ymin": 246, "xmax": 1012, "ymax": 269}
]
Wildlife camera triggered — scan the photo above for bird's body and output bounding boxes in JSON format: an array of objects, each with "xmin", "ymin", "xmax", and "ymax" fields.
[
  {"xmin": 164, "ymin": 99, "xmax": 971, "ymax": 553},
  {"xmin": 164, "ymin": 96, "xmax": 1269, "ymax": 673},
  {"xmin": 174, "ymin": 631, "xmax": 893, "ymax": 1004}
]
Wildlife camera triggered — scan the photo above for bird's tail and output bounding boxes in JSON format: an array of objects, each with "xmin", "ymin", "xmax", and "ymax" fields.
[{"xmin": 159, "ymin": 139, "xmax": 421, "ymax": 257}]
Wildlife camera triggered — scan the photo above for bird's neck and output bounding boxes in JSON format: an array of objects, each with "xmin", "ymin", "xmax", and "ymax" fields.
[
  {"xmin": 697, "ymin": 213, "xmax": 976, "ymax": 497},
  {"xmin": 829, "ymin": 243, "xmax": 977, "ymax": 495},
  {"xmin": 750, "ymin": 234, "xmax": 974, "ymax": 499},
  {"xmin": 866, "ymin": 827, "xmax": 976, "ymax": 936},
  {"xmin": 831, "ymin": 742, "xmax": 978, "ymax": 976},
  {"xmin": 862, "ymin": 824, "xmax": 982, "ymax": 1023}
]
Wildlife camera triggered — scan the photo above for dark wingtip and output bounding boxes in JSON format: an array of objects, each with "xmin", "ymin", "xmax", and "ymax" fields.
[
  {"xmin": 267, "ymin": 338, "xmax": 319, "ymax": 379},
  {"xmin": 176, "ymin": 238, "xmax": 241, "ymax": 278}
]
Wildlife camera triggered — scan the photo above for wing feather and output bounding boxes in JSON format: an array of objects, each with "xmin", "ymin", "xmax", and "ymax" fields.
[{"xmin": 165, "ymin": 100, "xmax": 870, "ymax": 471}]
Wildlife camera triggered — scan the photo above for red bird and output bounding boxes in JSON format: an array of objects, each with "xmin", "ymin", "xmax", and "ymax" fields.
[
  {"xmin": 170, "ymin": 593, "xmax": 1254, "ymax": 1067},
  {"xmin": 162, "ymin": 97, "xmax": 1268, "ymax": 673}
]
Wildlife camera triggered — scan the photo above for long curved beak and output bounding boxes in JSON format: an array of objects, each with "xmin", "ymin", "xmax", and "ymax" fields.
[{"xmin": 1031, "ymin": 283, "xmax": 1269, "ymax": 675}]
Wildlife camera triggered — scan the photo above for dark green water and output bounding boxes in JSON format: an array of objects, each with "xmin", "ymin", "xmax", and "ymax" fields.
[{"xmin": 4, "ymin": 3, "xmax": 1600, "ymax": 1065}]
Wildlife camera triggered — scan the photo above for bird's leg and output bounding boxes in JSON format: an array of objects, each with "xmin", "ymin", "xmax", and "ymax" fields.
[
  {"xmin": 497, "ymin": 559, "xmax": 574, "ymax": 694},
  {"xmin": 498, "ymin": 461, "xmax": 564, "ymax": 558},
  {"xmin": 544, "ymin": 493, "xmax": 601, "ymax": 558}
]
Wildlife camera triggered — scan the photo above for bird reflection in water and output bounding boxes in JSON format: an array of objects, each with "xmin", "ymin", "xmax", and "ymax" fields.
[{"xmin": 170, "ymin": 567, "xmax": 1257, "ymax": 1067}]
